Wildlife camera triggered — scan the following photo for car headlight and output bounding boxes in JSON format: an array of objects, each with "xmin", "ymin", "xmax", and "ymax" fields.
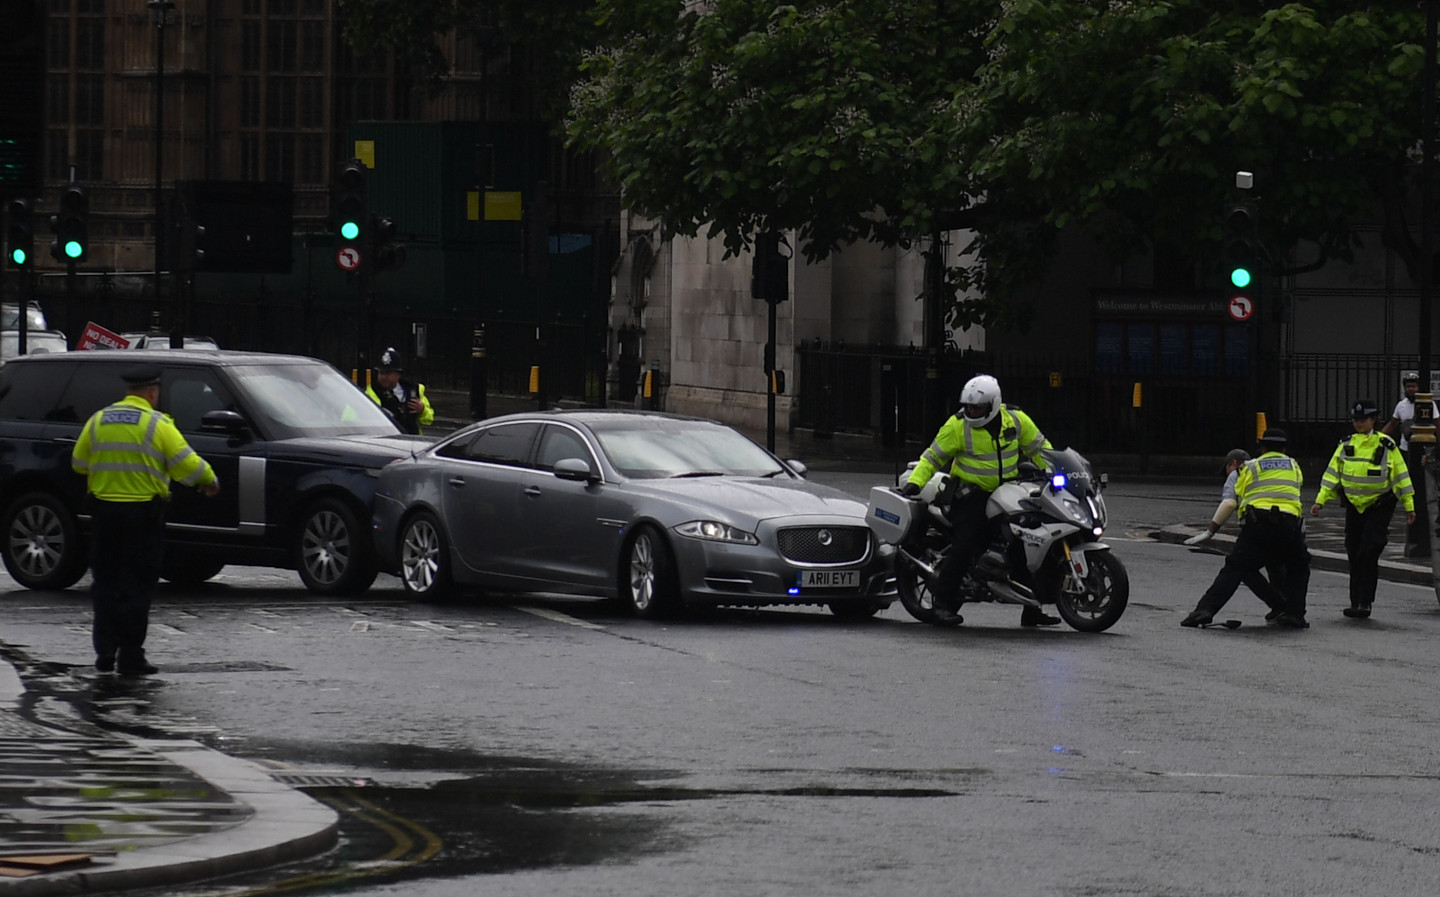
[{"xmin": 674, "ymin": 520, "xmax": 759, "ymax": 545}]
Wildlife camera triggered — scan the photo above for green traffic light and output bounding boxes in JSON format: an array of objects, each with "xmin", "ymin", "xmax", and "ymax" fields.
[
  {"xmin": 8, "ymin": 248, "xmax": 24, "ymax": 266},
  {"xmin": 63, "ymin": 240, "xmax": 83, "ymax": 259},
  {"xmin": 340, "ymin": 220, "xmax": 360, "ymax": 241},
  {"xmin": 1230, "ymin": 267, "xmax": 1251, "ymax": 289}
]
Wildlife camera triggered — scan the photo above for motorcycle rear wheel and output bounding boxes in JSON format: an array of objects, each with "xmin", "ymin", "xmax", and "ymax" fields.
[{"xmin": 1046, "ymin": 548, "xmax": 1129, "ymax": 633}]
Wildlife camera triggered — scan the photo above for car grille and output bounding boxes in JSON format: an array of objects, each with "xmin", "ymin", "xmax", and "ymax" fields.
[{"xmin": 777, "ymin": 526, "xmax": 871, "ymax": 565}]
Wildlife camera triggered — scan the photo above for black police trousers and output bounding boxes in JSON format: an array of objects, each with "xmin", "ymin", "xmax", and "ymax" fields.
[
  {"xmin": 89, "ymin": 498, "xmax": 165, "ymax": 663},
  {"xmin": 1195, "ymin": 508, "xmax": 1311, "ymax": 620},
  {"xmin": 1344, "ymin": 492, "xmax": 1397, "ymax": 607}
]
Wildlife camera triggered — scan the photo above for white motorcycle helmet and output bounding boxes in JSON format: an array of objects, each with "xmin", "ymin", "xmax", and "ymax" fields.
[{"xmin": 958, "ymin": 374, "xmax": 1002, "ymax": 426}]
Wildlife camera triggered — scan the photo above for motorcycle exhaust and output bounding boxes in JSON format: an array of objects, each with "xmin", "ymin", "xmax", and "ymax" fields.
[
  {"xmin": 896, "ymin": 546, "xmax": 939, "ymax": 587},
  {"xmin": 988, "ymin": 581, "xmax": 1040, "ymax": 608}
]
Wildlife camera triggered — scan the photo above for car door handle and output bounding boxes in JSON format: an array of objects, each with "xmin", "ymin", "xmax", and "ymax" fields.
[
  {"xmin": 447, "ymin": 476, "xmax": 465, "ymax": 487},
  {"xmin": 524, "ymin": 485, "xmax": 542, "ymax": 497}
]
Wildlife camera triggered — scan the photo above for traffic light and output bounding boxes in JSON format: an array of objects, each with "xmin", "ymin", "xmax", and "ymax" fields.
[
  {"xmin": 369, "ymin": 213, "xmax": 407, "ymax": 273},
  {"xmin": 5, "ymin": 197, "xmax": 33, "ymax": 268},
  {"xmin": 332, "ymin": 159, "xmax": 367, "ymax": 246},
  {"xmin": 1223, "ymin": 202, "xmax": 1258, "ymax": 290},
  {"xmin": 751, "ymin": 231, "xmax": 789, "ymax": 303},
  {"xmin": 49, "ymin": 185, "xmax": 88, "ymax": 263},
  {"xmin": 179, "ymin": 218, "xmax": 206, "ymax": 271}
]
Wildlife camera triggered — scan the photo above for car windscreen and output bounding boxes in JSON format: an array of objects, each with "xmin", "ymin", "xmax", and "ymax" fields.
[
  {"xmin": 225, "ymin": 361, "xmax": 399, "ymax": 438},
  {"xmin": 589, "ymin": 418, "xmax": 784, "ymax": 479}
]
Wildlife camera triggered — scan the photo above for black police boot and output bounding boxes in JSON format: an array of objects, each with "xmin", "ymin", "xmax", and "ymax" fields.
[
  {"xmin": 94, "ymin": 654, "xmax": 115, "ymax": 673},
  {"xmin": 1181, "ymin": 609, "xmax": 1213, "ymax": 628},
  {"xmin": 1343, "ymin": 603, "xmax": 1372, "ymax": 619},
  {"xmin": 1021, "ymin": 606, "xmax": 1061, "ymax": 627},
  {"xmin": 117, "ymin": 651, "xmax": 159, "ymax": 676}
]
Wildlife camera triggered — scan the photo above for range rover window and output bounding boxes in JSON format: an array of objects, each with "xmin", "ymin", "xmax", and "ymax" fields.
[
  {"xmin": 50, "ymin": 362, "xmax": 132, "ymax": 424},
  {"xmin": 163, "ymin": 369, "xmax": 235, "ymax": 432},
  {"xmin": 0, "ymin": 362, "xmax": 72, "ymax": 421},
  {"xmin": 223, "ymin": 361, "xmax": 398, "ymax": 439}
]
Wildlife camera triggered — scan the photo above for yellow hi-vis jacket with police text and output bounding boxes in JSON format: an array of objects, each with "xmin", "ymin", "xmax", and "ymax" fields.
[
  {"xmin": 1235, "ymin": 451, "xmax": 1304, "ymax": 518},
  {"xmin": 907, "ymin": 405, "xmax": 1051, "ymax": 493},
  {"xmin": 1314, "ymin": 431, "xmax": 1414, "ymax": 514},
  {"xmin": 71, "ymin": 395, "xmax": 217, "ymax": 501}
]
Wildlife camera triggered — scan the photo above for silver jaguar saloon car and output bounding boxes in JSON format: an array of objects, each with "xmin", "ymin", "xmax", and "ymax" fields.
[{"xmin": 371, "ymin": 410, "xmax": 896, "ymax": 618}]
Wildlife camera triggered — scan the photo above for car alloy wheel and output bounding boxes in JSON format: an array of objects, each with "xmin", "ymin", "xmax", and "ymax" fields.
[
  {"xmin": 624, "ymin": 525, "xmax": 677, "ymax": 619},
  {"xmin": 296, "ymin": 498, "xmax": 377, "ymax": 596},
  {"xmin": 400, "ymin": 512, "xmax": 451, "ymax": 599},
  {"xmin": 1, "ymin": 492, "xmax": 86, "ymax": 591}
]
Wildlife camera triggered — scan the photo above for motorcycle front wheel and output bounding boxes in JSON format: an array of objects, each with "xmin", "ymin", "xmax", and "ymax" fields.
[{"xmin": 1045, "ymin": 548, "xmax": 1129, "ymax": 632}]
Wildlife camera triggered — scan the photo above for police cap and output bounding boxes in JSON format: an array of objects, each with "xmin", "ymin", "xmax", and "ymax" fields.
[
  {"xmin": 1258, "ymin": 428, "xmax": 1288, "ymax": 446},
  {"xmin": 120, "ymin": 366, "xmax": 162, "ymax": 388},
  {"xmin": 1403, "ymin": 370, "xmax": 1421, "ymax": 384},
  {"xmin": 1221, "ymin": 448, "xmax": 1250, "ymax": 473},
  {"xmin": 375, "ymin": 347, "xmax": 403, "ymax": 373},
  {"xmin": 1351, "ymin": 399, "xmax": 1380, "ymax": 420}
]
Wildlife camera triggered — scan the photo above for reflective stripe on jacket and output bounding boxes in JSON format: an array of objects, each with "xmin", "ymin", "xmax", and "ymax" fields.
[
  {"xmin": 71, "ymin": 395, "xmax": 217, "ymax": 502},
  {"xmin": 907, "ymin": 405, "xmax": 1050, "ymax": 492},
  {"xmin": 365, "ymin": 380, "xmax": 435, "ymax": 434},
  {"xmin": 1236, "ymin": 452, "xmax": 1304, "ymax": 517},
  {"xmin": 1315, "ymin": 432, "xmax": 1415, "ymax": 513}
]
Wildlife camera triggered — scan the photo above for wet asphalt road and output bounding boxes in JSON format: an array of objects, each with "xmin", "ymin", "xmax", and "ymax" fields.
[{"xmin": 3, "ymin": 475, "xmax": 1440, "ymax": 896}]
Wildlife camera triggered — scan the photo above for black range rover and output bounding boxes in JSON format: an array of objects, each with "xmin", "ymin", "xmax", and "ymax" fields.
[{"xmin": 0, "ymin": 350, "xmax": 429, "ymax": 594}]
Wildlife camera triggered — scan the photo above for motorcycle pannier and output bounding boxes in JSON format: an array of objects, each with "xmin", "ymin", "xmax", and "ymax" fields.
[{"xmin": 867, "ymin": 486, "xmax": 921, "ymax": 544}]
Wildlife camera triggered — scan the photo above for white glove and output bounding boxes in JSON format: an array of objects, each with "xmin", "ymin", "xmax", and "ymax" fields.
[{"xmin": 1184, "ymin": 531, "xmax": 1213, "ymax": 546}]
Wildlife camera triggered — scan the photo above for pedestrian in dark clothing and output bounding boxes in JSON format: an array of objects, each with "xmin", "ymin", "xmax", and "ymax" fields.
[
  {"xmin": 1182, "ymin": 429, "xmax": 1311, "ymax": 629},
  {"xmin": 70, "ymin": 367, "xmax": 219, "ymax": 675}
]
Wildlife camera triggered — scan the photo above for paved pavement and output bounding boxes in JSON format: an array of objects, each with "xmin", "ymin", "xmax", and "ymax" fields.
[{"xmin": 0, "ymin": 388, "xmax": 1432, "ymax": 894}]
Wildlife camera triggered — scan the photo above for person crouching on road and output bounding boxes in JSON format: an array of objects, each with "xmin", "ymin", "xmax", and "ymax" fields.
[
  {"xmin": 1311, "ymin": 399, "xmax": 1416, "ymax": 619},
  {"xmin": 365, "ymin": 347, "xmax": 434, "ymax": 436},
  {"xmin": 1183, "ymin": 447, "xmax": 1288, "ymax": 621},
  {"xmin": 71, "ymin": 366, "xmax": 220, "ymax": 676},
  {"xmin": 1182, "ymin": 429, "xmax": 1311, "ymax": 629}
]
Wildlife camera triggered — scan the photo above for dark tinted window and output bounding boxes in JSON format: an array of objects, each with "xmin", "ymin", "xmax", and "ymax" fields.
[
  {"xmin": 50, "ymin": 361, "xmax": 132, "ymax": 424},
  {"xmin": 0, "ymin": 362, "xmax": 72, "ymax": 421},
  {"xmin": 466, "ymin": 422, "xmax": 539, "ymax": 466},
  {"xmin": 536, "ymin": 424, "xmax": 593, "ymax": 470},
  {"xmin": 434, "ymin": 430, "xmax": 477, "ymax": 460},
  {"xmin": 162, "ymin": 368, "xmax": 235, "ymax": 432}
]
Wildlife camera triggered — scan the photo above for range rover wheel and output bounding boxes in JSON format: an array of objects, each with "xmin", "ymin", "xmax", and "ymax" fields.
[
  {"xmin": 295, "ymin": 497, "xmax": 378, "ymax": 596},
  {"xmin": 399, "ymin": 512, "xmax": 453, "ymax": 600},
  {"xmin": 2, "ymin": 492, "xmax": 87, "ymax": 591}
]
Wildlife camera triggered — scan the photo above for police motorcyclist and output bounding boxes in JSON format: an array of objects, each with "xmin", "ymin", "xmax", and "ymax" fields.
[
  {"xmin": 899, "ymin": 374, "xmax": 1058, "ymax": 627},
  {"xmin": 364, "ymin": 347, "xmax": 434, "ymax": 435}
]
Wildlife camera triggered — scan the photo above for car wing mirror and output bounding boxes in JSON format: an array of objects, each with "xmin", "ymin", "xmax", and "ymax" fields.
[
  {"xmin": 552, "ymin": 456, "xmax": 598, "ymax": 483},
  {"xmin": 200, "ymin": 409, "xmax": 252, "ymax": 440},
  {"xmin": 784, "ymin": 459, "xmax": 808, "ymax": 478}
]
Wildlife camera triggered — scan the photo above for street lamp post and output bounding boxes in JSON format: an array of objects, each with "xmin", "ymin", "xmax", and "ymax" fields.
[{"xmin": 148, "ymin": 0, "xmax": 174, "ymax": 342}]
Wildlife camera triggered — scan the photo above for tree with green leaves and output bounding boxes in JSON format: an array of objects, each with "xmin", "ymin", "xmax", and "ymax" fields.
[{"xmin": 568, "ymin": 1, "xmax": 1433, "ymax": 329}]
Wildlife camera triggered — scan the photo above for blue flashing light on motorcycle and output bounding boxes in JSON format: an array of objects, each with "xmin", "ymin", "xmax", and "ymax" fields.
[{"xmin": 1051, "ymin": 472, "xmax": 1067, "ymax": 490}]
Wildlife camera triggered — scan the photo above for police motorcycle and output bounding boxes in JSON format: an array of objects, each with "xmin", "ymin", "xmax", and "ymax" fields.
[{"xmin": 866, "ymin": 447, "xmax": 1128, "ymax": 632}]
